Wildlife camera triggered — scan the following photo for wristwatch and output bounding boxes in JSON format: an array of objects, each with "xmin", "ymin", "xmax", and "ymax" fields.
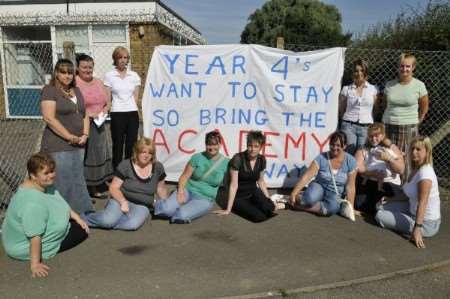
[{"xmin": 414, "ymin": 222, "xmax": 423, "ymax": 228}]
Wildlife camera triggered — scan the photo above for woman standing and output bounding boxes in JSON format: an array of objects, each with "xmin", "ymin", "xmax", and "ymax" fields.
[
  {"xmin": 214, "ymin": 131, "xmax": 280, "ymax": 223},
  {"xmin": 382, "ymin": 53, "xmax": 429, "ymax": 156},
  {"xmin": 76, "ymin": 54, "xmax": 113, "ymax": 198},
  {"xmin": 339, "ymin": 59, "xmax": 379, "ymax": 154},
  {"xmin": 40, "ymin": 59, "xmax": 94, "ymax": 214},
  {"xmin": 354, "ymin": 123, "xmax": 405, "ymax": 214},
  {"xmin": 83, "ymin": 138, "xmax": 168, "ymax": 230},
  {"xmin": 289, "ymin": 132, "xmax": 357, "ymax": 217},
  {"xmin": 1, "ymin": 153, "xmax": 89, "ymax": 278},
  {"xmin": 104, "ymin": 46, "xmax": 141, "ymax": 169},
  {"xmin": 375, "ymin": 136, "xmax": 440, "ymax": 248},
  {"xmin": 155, "ymin": 131, "xmax": 229, "ymax": 224}
]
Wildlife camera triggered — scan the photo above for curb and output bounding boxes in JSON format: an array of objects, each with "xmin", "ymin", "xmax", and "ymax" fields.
[{"xmin": 218, "ymin": 259, "xmax": 450, "ymax": 299}]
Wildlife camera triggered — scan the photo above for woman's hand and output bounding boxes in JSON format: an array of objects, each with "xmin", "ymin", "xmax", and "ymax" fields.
[
  {"xmin": 31, "ymin": 262, "xmax": 49, "ymax": 278},
  {"xmin": 120, "ymin": 201, "xmax": 129, "ymax": 213},
  {"xmin": 411, "ymin": 227, "xmax": 426, "ymax": 248},
  {"xmin": 68, "ymin": 135, "xmax": 81, "ymax": 145},
  {"xmin": 213, "ymin": 209, "xmax": 230, "ymax": 216},
  {"xmin": 289, "ymin": 193, "xmax": 298, "ymax": 206},
  {"xmin": 77, "ymin": 219, "xmax": 90, "ymax": 234},
  {"xmin": 176, "ymin": 190, "xmax": 186, "ymax": 205},
  {"xmin": 78, "ymin": 135, "xmax": 88, "ymax": 146}
]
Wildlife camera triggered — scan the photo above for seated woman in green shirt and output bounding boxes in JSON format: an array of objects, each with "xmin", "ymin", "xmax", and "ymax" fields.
[
  {"xmin": 154, "ymin": 131, "xmax": 229, "ymax": 224},
  {"xmin": 1, "ymin": 153, "xmax": 89, "ymax": 278}
]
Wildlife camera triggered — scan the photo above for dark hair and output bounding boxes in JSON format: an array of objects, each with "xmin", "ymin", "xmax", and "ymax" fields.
[
  {"xmin": 247, "ymin": 130, "xmax": 265, "ymax": 146},
  {"xmin": 76, "ymin": 53, "xmax": 94, "ymax": 67},
  {"xmin": 27, "ymin": 152, "xmax": 56, "ymax": 177},
  {"xmin": 329, "ymin": 131, "xmax": 347, "ymax": 147},
  {"xmin": 205, "ymin": 131, "xmax": 221, "ymax": 145},
  {"xmin": 49, "ymin": 58, "xmax": 76, "ymax": 89},
  {"xmin": 352, "ymin": 58, "xmax": 369, "ymax": 78}
]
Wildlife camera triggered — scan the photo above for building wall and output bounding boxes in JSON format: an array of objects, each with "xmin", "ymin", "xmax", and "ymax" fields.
[{"xmin": 129, "ymin": 23, "xmax": 174, "ymax": 116}]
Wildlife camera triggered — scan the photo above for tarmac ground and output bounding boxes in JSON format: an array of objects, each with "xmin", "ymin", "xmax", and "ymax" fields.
[{"xmin": 1, "ymin": 200, "xmax": 449, "ymax": 299}]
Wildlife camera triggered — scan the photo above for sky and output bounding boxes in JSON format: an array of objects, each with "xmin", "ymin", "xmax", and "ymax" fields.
[{"xmin": 162, "ymin": 0, "xmax": 433, "ymax": 44}]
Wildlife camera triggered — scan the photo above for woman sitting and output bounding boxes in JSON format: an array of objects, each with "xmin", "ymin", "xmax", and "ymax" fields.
[
  {"xmin": 375, "ymin": 136, "xmax": 440, "ymax": 248},
  {"xmin": 1, "ymin": 153, "xmax": 89, "ymax": 278},
  {"xmin": 214, "ymin": 131, "xmax": 280, "ymax": 223},
  {"xmin": 154, "ymin": 131, "xmax": 229, "ymax": 224},
  {"xmin": 354, "ymin": 123, "xmax": 405, "ymax": 214},
  {"xmin": 289, "ymin": 132, "xmax": 357, "ymax": 217},
  {"xmin": 83, "ymin": 137, "xmax": 168, "ymax": 230}
]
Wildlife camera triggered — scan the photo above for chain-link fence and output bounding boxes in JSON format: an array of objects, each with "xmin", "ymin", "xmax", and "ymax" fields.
[
  {"xmin": 1, "ymin": 43, "xmax": 449, "ymax": 225},
  {"xmin": 285, "ymin": 43, "xmax": 450, "ymax": 198}
]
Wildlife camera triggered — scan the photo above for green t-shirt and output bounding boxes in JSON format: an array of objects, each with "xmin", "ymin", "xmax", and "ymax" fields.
[
  {"xmin": 1, "ymin": 186, "xmax": 71, "ymax": 260},
  {"xmin": 383, "ymin": 78, "xmax": 428, "ymax": 125},
  {"xmin": 186, "ymin": 152, "xmax": 229, "ymax": 201}
]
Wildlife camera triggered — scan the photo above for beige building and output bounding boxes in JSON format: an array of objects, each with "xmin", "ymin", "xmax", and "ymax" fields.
[{"xmin": 0, "ymin": 0, "xmax": 205, "ymax": 118}]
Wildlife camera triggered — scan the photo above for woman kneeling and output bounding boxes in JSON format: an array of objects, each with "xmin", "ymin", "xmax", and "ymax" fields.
[
  {"xmin": 1, "ymin": 153, "xmax": 89, "ymax": 277},
  {"xmin": 83, "ymin": 137, "xmax": 168, "ymax": 230}
]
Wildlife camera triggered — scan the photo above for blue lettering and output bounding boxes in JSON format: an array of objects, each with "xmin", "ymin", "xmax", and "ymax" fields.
[
  {"xmin": 264, "ymin": 163, "xmax": 276, "ymax": 178},
  {"xmin": 306, "ymin": 87, "xmax": 318, "ymax": 103},
  {"xmin": 277, "ymin": 164, "xmax": 289, "ymax": 178},
  {"xmin": 315, "ymin": 112, "xmax": 326, "ymax": 128},
  {"xmin": 167, "ymin": 109, "xmax": 179, "ymax": 126},
  {"xmin": 243, "ymin": 82, "xmax": 257, "ymax": 100},
  {"xmin": 228, "ymin": 81, "xmax": 241, "ymax": 98},
  {"xmin": 150, "ymin": 83, "xmax": 164, "ymax": 97},
  {"xmin": 167, "ymin": 83, "xmax": 179, "ymax": 98},
  {"xmin": 232, "ymin": 55, "xmax": 246, "ymax": 74},
  {"xmin": 282, "ymin": 112, "xmax": 294, "ymax": 126},
  {"xmin": 273, "ymin": 84, "xmax": 284, "ymax": 102},
  {"xmin": 185, "ymin": 54, "xmax": 199, "ymax": 75},
  {"xmin": 206, "ymin": 56, "xmax": 226, "ymax": 75},
  {"xmin": 180, "ymin": 83, "xmax": 192, "ymax": 98},
  {"xmin": 299, "ymin": 113, "xmax": 312, "ymax": 127},
  {"xmin": 303, "ymin": 61, "xmax": 311, "ymax": 71},
  {"xmin": 289, "ymin": 85, "xmax": 302, "ymax": 102},
  {"xmin": 194, "ymin": 82, "xmax": 207, "ymax": 98},
  {"xmin": 199, "ymin": 109, "xmax": 211, "ymax": 125},
  {"xmin": 255, "ymin": 110, "xmax": 268, "ymax": 125},
  {"xmin": 322, "ymin": 86, "xmax": 333, "ymax": 103},
  {"xmin": 163, "ymin": 54, "xmax": 180, "ymax": 74},
  {"xmin": 215, "ymin": 108, "xmax": 226, "ymax": 124},
  {"xmin": 152, "ymin": 109, "xmax": 165, "ymax": 126}
]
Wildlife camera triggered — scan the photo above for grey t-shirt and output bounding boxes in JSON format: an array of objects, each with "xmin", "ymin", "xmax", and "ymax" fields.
[
  {"xmin": 40, "ymin": 85, "xmax": 86, "ymax": 153},
  {"xmin": 115, "ymin": 159, "xmax": 166, "ymax": 206}
]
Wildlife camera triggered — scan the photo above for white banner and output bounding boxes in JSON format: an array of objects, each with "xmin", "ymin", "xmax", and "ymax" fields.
[{"xmin": 142, "ymin": 44, "xmax": 345, "ymax": 187}]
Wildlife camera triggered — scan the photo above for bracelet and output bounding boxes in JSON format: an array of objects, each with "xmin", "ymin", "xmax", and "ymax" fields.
[{"xmin": 414, "ymin": 222, "xmax": 423, "ymax": 228}]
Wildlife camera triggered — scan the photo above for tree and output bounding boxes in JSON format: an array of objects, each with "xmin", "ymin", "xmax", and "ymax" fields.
[
  {"xmin": 354, "ymin": 0, "xmax": 450, "ymax": 51},
  {"xmin": 240, "ymin": 0, "xmax": 351, "ymax": 46}
]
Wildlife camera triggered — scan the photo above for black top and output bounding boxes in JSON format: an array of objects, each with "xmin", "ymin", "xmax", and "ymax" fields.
[{"xmin": 229, "ymin": 151, "xmax": 266, "ymax": 199}]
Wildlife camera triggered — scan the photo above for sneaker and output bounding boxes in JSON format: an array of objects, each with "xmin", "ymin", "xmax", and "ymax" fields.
[
  {"xmin": 270, "ymin": 194, "xmax": 289, "ymax": 204},
  {"xmin": 170, "ymin": 218, "xmax": 191, "ymax": 224}
]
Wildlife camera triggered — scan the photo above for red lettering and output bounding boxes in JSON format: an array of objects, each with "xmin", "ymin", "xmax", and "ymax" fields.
[
  {"xmin": 213, "ymin": 129, "xmax": 229, "ymax": 156},
  {"xmin": 238, "ymin": 130, "xmax": 250, "ymax": 152},
  {"xmin": 178, "ymin": 129, "xmax": 197, "ymax": 154},
  {"xmin": 262, "ymin": 131, "xmax": 279, "ymax": 158},
  {"xmin": 152, "ymin": 129, "xmax": 170, "ymax": 154},
  {"xmin": 285, "ymin": 132, "xmax": 306, "ymax": 160},
  {"xmin": 311, "ymin": 133, "xmax": 330, "ymax": 153}
]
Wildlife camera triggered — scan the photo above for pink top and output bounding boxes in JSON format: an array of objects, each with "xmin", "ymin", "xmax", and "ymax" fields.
[{"xmin": 76, "ymin": 76, "xmax": 108, "ymax": 114}]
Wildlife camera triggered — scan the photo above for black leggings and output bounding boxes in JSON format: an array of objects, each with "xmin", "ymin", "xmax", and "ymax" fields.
[
  {"xmin": 58, "ymin": 220, "xmax": 88, "ymax": 253},
  {"xmin": 218, "ymin": 188, "xmax": 275, "ymax": 223},
  {"xmin": 110, "ymin": 111, "xmax": 139, "ymax": 169},
  {"xmin": 354, "ymin": 177, "xmax": 403, "ymax": 214}
]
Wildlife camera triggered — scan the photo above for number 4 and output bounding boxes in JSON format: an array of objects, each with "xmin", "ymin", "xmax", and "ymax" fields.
[{"xmin": 271, "ymin": 56, "xmax": 288, "ymax": 80}]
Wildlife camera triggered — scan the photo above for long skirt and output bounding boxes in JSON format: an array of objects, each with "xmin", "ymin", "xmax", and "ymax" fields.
[{"xmin": 84, "ymin": 119, "xmax": 113, "ymax": 189}]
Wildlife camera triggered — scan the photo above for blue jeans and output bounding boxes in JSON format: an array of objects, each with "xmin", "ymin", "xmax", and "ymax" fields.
[
  {"xmin": 340, "ymin": 121, "xmax": 369, "ymax": 154},
  {"xmin": 375, "ymin": 201, "xmax": 440, "ymax": 237},
  {"xmin": 301, "ymin": 182, "xmax": 340, "ymax": 216},
  {"xmin": 50, "ymin": 150, "xmax": 94, "ymax": 214},
  {"xmin": 82, "ymin": 199, "xmax": 150, "ymax": 231},
  {"xmin": 154, "ymin": 188, "xmax": 214, "ymax": 222}
]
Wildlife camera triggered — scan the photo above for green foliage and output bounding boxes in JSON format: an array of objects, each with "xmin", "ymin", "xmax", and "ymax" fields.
[
  {"xmin": 240, "ymin": 0, "xmax": 351, "ymax": 46},
  {"xmin": 354, "ymin": 1, "xmax": 450, "ymax": 50}
]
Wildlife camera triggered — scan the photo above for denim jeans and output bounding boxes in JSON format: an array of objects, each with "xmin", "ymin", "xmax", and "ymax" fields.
[
  {"xmin": 154, "ymin": 188, "xmax": 214, "ymax": 222},
  {"xmin": 375, "ymin": 201, "xmax": 440, "ymax": 237},
  {"xmin": 340, "ymin": 121, "xmax": 369, "ymax": 154},
  {"xmin": 50, "ymin": 150, "xmax": 94, "ymax": 214},
  {"xmin": 82, "ymin": 199, "xmax": 150, "ymax": 231},
  {"xmin": 301, "ymin": 182, "xmax": 340, "ymax": 216}
]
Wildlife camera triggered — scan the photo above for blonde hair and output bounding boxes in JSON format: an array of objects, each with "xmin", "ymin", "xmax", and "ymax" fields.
[
  {"xmin": 132, "ymin": 137, "xmax": 156, "ymax": 163},
  {"xmin": 365, "ymin": 122, "xmax": 390, "ymax": 148},
  {"xmin": 400, "ymin": 53, "xmax": 416, "ymax": 70},
  {"xmin": 112, "ymin": 46, "xmax": 129, "ymax": 66},
  {"xmin": 409, "ymin": 136, "xmax": 433, "ymax": 170}
]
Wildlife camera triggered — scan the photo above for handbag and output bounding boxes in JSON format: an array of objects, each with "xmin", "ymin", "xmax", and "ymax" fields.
[{"xmin": 327, "ymin": 153, "xmax": 355, "ymax": 221}]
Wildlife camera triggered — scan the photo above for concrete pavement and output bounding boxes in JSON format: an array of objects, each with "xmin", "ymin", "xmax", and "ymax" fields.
[{"xmin": 1, "ymin": 201, "xmax": 449, "ymax": 299}]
